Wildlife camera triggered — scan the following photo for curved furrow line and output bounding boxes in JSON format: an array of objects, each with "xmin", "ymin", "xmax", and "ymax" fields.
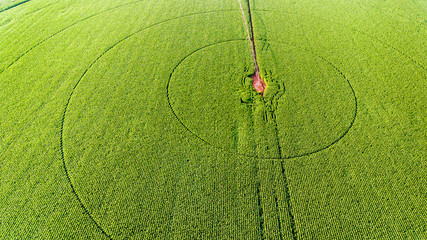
[
  {"xmin": 166, "ymin": 39, "xmax": 246, "ymax": 147},
  {"xmin": 245, "ymin": 1, "xmax": 266, "ymax": 237},
  {"xmin": 293, "ymin": 52, "xmax": 359, "ymax": 158},
  {"xmin": 59, "ymin": 53, "xmax": 114, "ymax": 240},
  {"xmin": 24, "ymin": 2, "xmax": 58, "ymax": 16},
  {"xmin": 254, "ymin": 9, "xmax": 426, "ymax": 72},
  {"xmin": 0, "ymin": 0, "xmax": 30, "ymax": 13},
  {"xmin": 0, "ymin": 0, "xmax": 147, "ymax": 160},
  {"xmin": 166, "ymin": 39, "xmax": 358, "ymax": 161},
  {"xmin": 354, "ymin": 0, "xmax": 425, "ymax": 25},
  {"xmin": 0, "ymin": 0, "xmax": 146, "ymax": 76},
  {"xmin": 273, "ymin": 40, "xmax": 359, "ymax": 160},
  {"xmin": 354, "ymin": 30, "xmax": 426, "ymax": 71},
  {"xmin": 59, "ymin": 10, "xmax": 239, "ymax": 239},
  {"xmin": 250, "ymin": 8, "xmax": 289, "ymax": 238},
  {"xmin": 166, "ymin": 39, "xmax": 249, "ymax": 158},
  {"xmin": 280, "ymin": 161, "xmax": 297, "ymax": 240}
]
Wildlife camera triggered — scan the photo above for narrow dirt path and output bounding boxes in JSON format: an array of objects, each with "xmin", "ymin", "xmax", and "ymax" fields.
[
  {"xmin": 238, "ymin": 2, "xmax": 298, "ymax": 240},
  {"xmin": 238, "ymin": 0, "xmax": 266, "ymax": 95}
]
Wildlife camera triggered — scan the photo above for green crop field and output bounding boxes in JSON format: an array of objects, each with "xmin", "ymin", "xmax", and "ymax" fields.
[{"xmin": 1, "ymin": 0, "xmax": 426, "ymax": 239}]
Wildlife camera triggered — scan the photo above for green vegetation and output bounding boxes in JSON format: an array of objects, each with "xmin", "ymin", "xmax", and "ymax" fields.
[
  {"xmin": 0, "ymin": 0, "xmax": 29, "ymax": 12},
  {"xmin": 1, "ymin": 0, "xmax": 425, "ymax": 239}
]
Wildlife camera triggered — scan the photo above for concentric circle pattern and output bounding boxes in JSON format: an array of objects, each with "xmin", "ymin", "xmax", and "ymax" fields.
[
  {"xmin": 168, "ymin": 40, "xmax": 356, "ymax": 159},
  {"xmin": 2, "ymin": 0, "xmax": 426, "ymax": 239}
]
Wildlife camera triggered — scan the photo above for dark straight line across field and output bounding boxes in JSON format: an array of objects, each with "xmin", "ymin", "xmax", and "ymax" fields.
[
  {"xmin": 280, "ymin": 161, "xmax": 297, "ymax": 240},
  {"xmin": 246, "ymin": 0, "xmax": 259, "ymax": 72},
  {"xmin": 255, "ymin": 170, "xmax": 265, "ymax": 239},
  {"xmin": 240, "ymin": 1, "xmax": 266, "ymax": 237},
  {"xmin": 0, "ymin": 0, "xmax": 31, "ymax": 13},
  {"xmin": 247, "ymin": 2, "xmax": 295, "ymax": 237},
  {"xmin": 10, "ymin": 3, "xmax": 370, "ymax": 238},
  {"xmin": 166, "ymin": 37, "xmax": 358, "ymax": 161}
]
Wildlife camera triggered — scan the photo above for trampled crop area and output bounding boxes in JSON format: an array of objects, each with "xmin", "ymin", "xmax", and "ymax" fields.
[{"xmin": 1, "ymin": 0, "xmax": 426, "ymax": 239}]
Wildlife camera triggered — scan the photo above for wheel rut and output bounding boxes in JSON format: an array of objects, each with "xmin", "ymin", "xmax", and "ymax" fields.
[{"xmin": 238, "ymin": 1, "xmax": 296, "ymax": 239}]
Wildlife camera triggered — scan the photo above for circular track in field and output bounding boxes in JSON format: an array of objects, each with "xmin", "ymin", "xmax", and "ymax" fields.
[{"xmin": 167, "ymin": 40, "xmax": 357, "ymax": 159}]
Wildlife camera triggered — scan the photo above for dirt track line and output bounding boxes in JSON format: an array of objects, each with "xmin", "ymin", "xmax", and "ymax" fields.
[
  {"xmin": 237, "ymin": 0, "xmax": 256, "ymax": 68},
  {"xmin": 280, "ymin": 161, "xmax": 297, "ymax": 240},
  {"xmin": 246, "ymin": 0, "xmax": 259, "ymax": 73},
  {"xmin": 238, "ymin": 0, "xmax": 265, "ymax": 237},
  {"xmin": 249, "ymin": 8, "xmax": 295, "ymax": 239},
  {"xmin": 167, "ymin": 37, "xmax": 357, "ymax": 161}
]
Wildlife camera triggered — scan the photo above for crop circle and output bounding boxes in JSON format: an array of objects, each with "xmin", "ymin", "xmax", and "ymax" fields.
[{"xmin": 168, "ymin": 40, "xmax": 357, "ymax": 159}]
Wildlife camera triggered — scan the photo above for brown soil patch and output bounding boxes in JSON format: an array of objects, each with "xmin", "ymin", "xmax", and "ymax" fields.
[{"xmin": 252, "ymin": 70, "xmax": 266, "ymax": 96}]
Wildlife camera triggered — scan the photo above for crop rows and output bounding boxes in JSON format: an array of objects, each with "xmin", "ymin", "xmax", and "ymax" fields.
[{"xmin": 1, "ymin": 0, "xmax": 425, "ymax": 239}]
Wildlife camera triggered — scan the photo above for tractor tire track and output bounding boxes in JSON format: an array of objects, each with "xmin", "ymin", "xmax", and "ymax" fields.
[
  {"xmin": 280, "ymin": 161, "xmax": 297, "ymax": 240},
  {"xmin": 254, "ymin": 9, "xmax": 287, "ymax": 234},
  {"xmin": 255, "ymin": 180, "xmax": 265, "ymax": 239},
  {"xmin": 268, "ymin": 40, "xmax": 359, "ymax": 160},
  {"xmin": 252, "ymin": 8, "xmax": 294, "ymax": 239},
  {"xmin": 167, "ymin": 38, "xmax": 358, "ymax": 161},
  {"xmin": 273, "ymin": 193, "xmax": 284, "ymax": 240},
  {"xmin": 272, "ymin": 100, "xmax": 287, "ymax": 239}
]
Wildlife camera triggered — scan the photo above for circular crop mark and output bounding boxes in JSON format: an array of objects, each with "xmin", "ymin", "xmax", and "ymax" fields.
[
  {"xmin": 168, "ymin": 40, "xmax": 356, "ymax": 159},
  {"xmin": 60, "ymin": 12, "xmax": 243, "ymax": 238}
]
